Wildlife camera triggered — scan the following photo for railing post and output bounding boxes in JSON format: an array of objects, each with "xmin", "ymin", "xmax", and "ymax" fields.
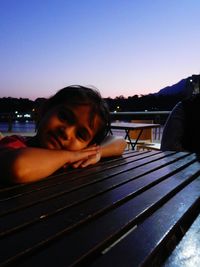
[{"xmin": 7, "ymin": 113, "xmax": 13, "ymax": 132}]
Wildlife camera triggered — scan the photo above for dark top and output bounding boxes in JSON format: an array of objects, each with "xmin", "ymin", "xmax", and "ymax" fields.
[
  {"xmin": 182, "ymin": 94, "xmax": 200, "ymax": 153},
  {"xmin": 161, "ymin": 93, "xmax": 200, "ymax": 154}
]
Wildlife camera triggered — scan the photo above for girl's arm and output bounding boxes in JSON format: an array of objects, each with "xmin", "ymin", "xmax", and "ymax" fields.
[
  {"xmin": 99, "ymin": 135, "xmax": 127, "ymax": 157},
  {"xmin": 72, "ymin": 136, "xmax": 127, "ymax": 168},
  {"xmin": 0, "ymin": 146, "xmax": 99, "ymax": 184}
]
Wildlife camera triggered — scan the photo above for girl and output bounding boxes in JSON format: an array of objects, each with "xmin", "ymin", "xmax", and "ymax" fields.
[{"xmin": 0, "ymin": 86, "xmax": 126, "ymax": 184}]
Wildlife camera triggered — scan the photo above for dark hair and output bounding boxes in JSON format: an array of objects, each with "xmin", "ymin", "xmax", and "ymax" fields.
[{"xmin": 38, "ymin": 85, "xmax": 110, "ymax": 144}]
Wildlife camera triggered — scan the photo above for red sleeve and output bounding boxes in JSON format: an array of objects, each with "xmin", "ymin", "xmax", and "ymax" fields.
[{"xmin": 0, "ymin": 135, "xmax": 27, "ymax": 150}]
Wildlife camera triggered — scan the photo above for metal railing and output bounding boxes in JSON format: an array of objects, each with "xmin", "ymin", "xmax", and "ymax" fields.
[
  {"xmin": 0, "ymin": 111, "xmax": 171, "ymax": 134},
  {"xmin": 110, "ymin": 111, "xmax": 170, "ymax": 125}
]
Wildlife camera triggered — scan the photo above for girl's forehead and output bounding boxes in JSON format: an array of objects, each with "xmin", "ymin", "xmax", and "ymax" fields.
[
  {"xmin": 56, "ymin": 103, "xmax": 102, "ymax": 128},
  {"xmin": 61, "ymin": 103, "xmax": 91, "ymax": 112}
]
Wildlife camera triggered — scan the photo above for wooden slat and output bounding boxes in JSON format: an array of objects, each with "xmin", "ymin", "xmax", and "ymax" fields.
[
  {"xmin": 0, "ymin": 154, "xmax": 199, "ymax": 266},
  {"xmin": 0, "ymin": 150, "xmax": 150, "ymax": 199},
  {"xmin": 0, "ymin": 151, "xmax": 173, "ymax": 216},
  {"xmin": 90, "ymin": 177, "xmax": 200, "ymax": 267},
  {"xmin": 1, "ymin": 154, "xmax": 188, "ymax": 221},
  {"xmin": 0, "ymin": 153, "xmax": 195, "ymax": 236},
  {"xmin": 164, "ymin": 214, "xmax": 200, "ymax": 267}
]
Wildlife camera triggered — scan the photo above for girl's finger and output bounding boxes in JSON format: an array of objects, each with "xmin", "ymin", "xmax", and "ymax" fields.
[{"xmin": 72, "ymin": 160, "xmax": 84, "ymax": 168}]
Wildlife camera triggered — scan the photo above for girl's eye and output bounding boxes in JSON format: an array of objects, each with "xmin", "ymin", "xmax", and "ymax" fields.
[
  {"xmin": 58, "ymin": 109, "xmax": 75, "ymax": 124},
  {"xmin": 77, "ymin": 131, "xmax": 85, "ymax": 140},
  {"xmin": 77, "ymin": 129, "xmax": 89, "ymax": 141}
]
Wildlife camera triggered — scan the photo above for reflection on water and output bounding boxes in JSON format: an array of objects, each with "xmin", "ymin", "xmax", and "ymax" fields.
[{"xmin": 0, "ymin": 121, "xmax": 35, "ymax": 133}]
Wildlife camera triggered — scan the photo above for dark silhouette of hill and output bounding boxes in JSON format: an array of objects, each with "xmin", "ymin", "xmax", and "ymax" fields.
[
  {"xmin": 106, "ymin": 74, "xmax": 200, "ymax": 112},
  {"xmin": 156, "ymin": 78, "xmax": 188, "ymax": 96},
  {"xmin": 0, "ymin": 74, "xmax": 199, "ymax": 115},
  {"xmin": 155, "ymin": 74, "xmax": 200, "ymax": 98}
]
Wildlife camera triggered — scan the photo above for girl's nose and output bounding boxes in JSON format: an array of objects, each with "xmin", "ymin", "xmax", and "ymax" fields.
[{"xmin": 59, "ymin": 125, "xmax": 75, "ymax": 141}]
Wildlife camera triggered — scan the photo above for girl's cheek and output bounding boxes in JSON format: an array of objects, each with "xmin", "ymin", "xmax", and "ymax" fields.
[{"xmin": 70, "ymin": 141, "xmax": 88, "ymax": 151}]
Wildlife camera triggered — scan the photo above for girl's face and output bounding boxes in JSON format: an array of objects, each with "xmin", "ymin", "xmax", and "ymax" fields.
[{"xmin": 37, "ymin": 104, "xmax": 102, "ymax": 151}]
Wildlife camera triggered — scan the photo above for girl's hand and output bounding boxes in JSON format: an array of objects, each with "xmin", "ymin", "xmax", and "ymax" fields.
[
  {"xmin": 72, "ymin": 150, "xmax": 101, "ymax": 168},
  {"xmin": 71, "ymin": 145, "xmax": 102, "ymax": 168},
  {"xmin": 68, "ymin": 145, "xmax": 100, "ymax": 163}
]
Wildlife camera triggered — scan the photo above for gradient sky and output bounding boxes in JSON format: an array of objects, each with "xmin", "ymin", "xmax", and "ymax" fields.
[{"xmin": 0, "ymin": 0, "xmax": 200, "ymax": 100}]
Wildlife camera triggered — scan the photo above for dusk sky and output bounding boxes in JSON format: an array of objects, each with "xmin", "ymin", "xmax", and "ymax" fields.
[{"xmin": 1, "ymin": 0, "xmax": 200, "ymax": 100}]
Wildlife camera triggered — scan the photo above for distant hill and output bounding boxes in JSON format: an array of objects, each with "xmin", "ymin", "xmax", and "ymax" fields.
[{"xmin": 155, "ymin": 74, "xmax": 200, "ymax": 98}]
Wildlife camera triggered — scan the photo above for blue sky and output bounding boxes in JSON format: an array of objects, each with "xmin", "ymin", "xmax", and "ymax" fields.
[{"xmin": 0, "ymin": 0, "xmax": 200, "ymax": 99}]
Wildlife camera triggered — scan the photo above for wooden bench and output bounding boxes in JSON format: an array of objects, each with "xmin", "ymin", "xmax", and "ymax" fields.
[
  {"xmin": 111, "ymin": 121, "xmax": 160, "ymax": 150},
  {"xmin": 128, "ymin": 120, "xmax": 161, "ymax": 150},
  {"xmin": 129, "ymin": 120, "xmax": 153, "ymax": 142},
  {"xmin": 136, "ymin": 142, "xmax": 161, "ymax": 151},
  {"xmin": 0, "ymin": 150, "xmax": 199, "ymax": 266},
  {"xmin": 164, "ymin": 213, "xmax": 200, "ymax": 266}
]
